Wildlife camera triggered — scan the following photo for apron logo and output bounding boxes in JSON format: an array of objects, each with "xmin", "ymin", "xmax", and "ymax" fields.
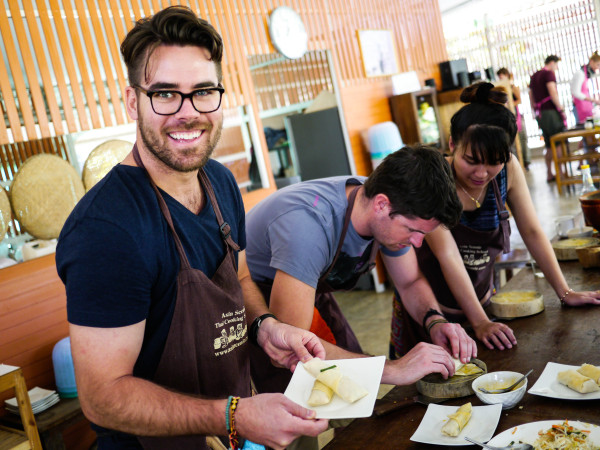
[
  {"xmin": 460, "ymin": 244, "xmax": 490, "ymax": 271},
  {"xmin": 213, "ymin": 309, "xmax": 247, "ymax": 356}
]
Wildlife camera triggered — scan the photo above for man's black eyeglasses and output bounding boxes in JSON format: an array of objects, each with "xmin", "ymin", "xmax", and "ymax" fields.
[{"xmin": 134, "ymin": 85, "xmax": 225, "ymax": 115}]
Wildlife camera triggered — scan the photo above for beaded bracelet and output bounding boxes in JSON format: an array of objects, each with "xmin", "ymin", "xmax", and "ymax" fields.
[
  {"xmin": 229, "ymin": 396, "xmax": 240, "ymax": 450},
  {"xmin": 560, "ymin": 288, "xmax": 574, "ymax": 305},
  {"xmin": 426, "ymin": 318, "xmax": 449, "ymax": 337},
  {"xmin": 225, "ymin": 396, "xmax": 233, "ymax": 434}
]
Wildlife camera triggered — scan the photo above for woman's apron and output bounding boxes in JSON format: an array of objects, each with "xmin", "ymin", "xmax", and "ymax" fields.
[
  {"xmin": 132, "ymin": 145, "xmax": 251, "ymax": 450},
  {"xmin": 573, "ymin": 65, "xmax": 593, "ymax": 123},
  {"xmin": 249, "ymin": 186, "xmax": 379, "ymax": 394},
  {"xmin": 390, "ymin": 178, "xmax": 510, "ymax": 357}
]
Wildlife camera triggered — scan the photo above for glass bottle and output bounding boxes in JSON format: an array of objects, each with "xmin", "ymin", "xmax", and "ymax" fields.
[{"xmin": 580, "ymin": 164, "xmax": 597, "ymax": 196}]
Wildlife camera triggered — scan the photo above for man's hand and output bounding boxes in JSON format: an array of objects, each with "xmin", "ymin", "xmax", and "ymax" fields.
[
  {"xmin": 429, "ymin": 321, "xmax": 478, "ymax": 362},
  {"xmin": 257, "ymin": 318, "xmax": 326, "ymax": 371},
  {"xmin": 382, "ymin": 342, "xmax": 455, "ymax": 385},
  {"xmin": 472, "ymin": 320, "xmax": 516, "ymax": 350},
  {"xmin": 236, "ymin": 393, "xmax": 329, "ymax": 449}
]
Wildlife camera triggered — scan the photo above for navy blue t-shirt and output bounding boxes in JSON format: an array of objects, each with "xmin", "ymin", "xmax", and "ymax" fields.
[{"xmin": 56, "ymin": 159, "xmax": 245, "ymax": 381}]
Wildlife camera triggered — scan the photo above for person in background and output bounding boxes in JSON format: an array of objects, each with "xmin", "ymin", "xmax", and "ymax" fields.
[
  {"xmin": 390, "ymin": 82, "xmax": 600, "ymax": 359},
  {"xmin": 245, "ymin": 145, "xmax": 477, "ymax": 400},
  {"xmin": 570, "ymin": 52, "xmax": 600, "ymax": 124},
  {"xmin": 529, "ymin": 55, "xmax": 565, "ymax": 182},
  {"xmin": 497, "ymin": 67, "xmax": 530, "ymax": 171},
  {"xmin": 56, "ymin": 6, "xmax": 328, "ymax": 450}
]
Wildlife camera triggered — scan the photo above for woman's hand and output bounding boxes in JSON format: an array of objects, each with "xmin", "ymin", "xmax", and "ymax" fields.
[
  {"xmin": 473, "ymin": 320, "xmax": 517, "ymax": 350},
  {"xmin": 562, "ymin": 290, "xmax": 600, "ymax": 306}
]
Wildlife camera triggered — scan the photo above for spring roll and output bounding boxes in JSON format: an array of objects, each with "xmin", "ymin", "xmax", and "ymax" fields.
[
  {"xmin": 577, "ymin": 363, "xmax": 600, "ymax": 384},
  {"xmin": 441, "ymin": 402, "xmax": 472, "ymax": 437},
  {"xmin": 303, "ymin": 357, "xmax": 330, "ymax": 377},
  {"xmin": 316, "ymin": 365, "xmax": 368, "ymax": 404},
  {"xmin": 307, "ymin": 380, "xmax": 334, "ymax": 406},
  {"xmin": 557, "ymin": 369, "xmax": 600, "ymax": 393}
]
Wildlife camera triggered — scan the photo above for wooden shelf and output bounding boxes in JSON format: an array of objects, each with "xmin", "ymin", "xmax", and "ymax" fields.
[{"xmin": 550, "ymin": 128, "xmax": 600, "ymax": 194}]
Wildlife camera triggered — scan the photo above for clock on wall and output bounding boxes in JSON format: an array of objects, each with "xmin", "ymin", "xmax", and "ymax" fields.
[{"xmin": 268, "ymin": 6, "xmax": 308, "ymax": 59}]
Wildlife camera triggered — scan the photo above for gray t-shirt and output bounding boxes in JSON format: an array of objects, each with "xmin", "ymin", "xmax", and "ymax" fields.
[{"xmin": 245, "ymin": 176, "xmax": 409, "ymax": 288}]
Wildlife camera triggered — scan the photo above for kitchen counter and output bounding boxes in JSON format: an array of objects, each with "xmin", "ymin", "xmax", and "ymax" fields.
[{"xmin": 324, "ymin": 261, "xmax": 600, "ymax": 449}]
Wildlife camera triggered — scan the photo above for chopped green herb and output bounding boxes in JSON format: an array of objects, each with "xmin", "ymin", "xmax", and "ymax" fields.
[{"xmin": 320, "ymin": 365, "xmax": 337, "ymax": 372}]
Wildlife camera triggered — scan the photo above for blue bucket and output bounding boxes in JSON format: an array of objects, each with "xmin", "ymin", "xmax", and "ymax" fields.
[{"xmin": 52, "ymin": 337, "xmax": 78, "ymax": 398}]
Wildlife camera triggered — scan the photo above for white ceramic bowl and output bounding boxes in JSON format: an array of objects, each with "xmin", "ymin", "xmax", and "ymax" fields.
[{"xmin": 471, "ymin": 371, "xmax": 527, "ymax": 410}]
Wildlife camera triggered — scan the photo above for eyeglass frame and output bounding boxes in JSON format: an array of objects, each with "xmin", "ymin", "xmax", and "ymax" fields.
[{"xmin": 133, "ymin": 85, "xmax": 225, "ymax": 115}]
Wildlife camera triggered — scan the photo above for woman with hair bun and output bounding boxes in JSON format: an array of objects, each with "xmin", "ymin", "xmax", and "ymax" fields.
[{"xmin": 390, "ymin": 82, "xmax": 600, "ymax": 358}]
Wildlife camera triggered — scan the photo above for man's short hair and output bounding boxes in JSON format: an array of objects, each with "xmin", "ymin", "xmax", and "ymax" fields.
[
  {"xmin": 363, "ymin": 145, "xmax": 462, "ymax": 229},
  {"xmin": 121, "ymin": 5, "xmax": 224, "ymax": 86},
  {"xmin": 545, "ymin": 55, "xmax": 561, "ymax": 65}
]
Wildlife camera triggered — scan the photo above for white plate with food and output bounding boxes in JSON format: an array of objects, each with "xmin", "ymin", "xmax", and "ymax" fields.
[
  {"xmin": 487, "ymin": 420, "xmax": 600, "ymax": 448},
  {"xmin": 410, "ymin": 403, "xmax": 502, "ymax": 446},
  {"xmin": 528, "ymin": 362, "xmax": 600, "ymax": 400},
  {"xmin": 283, "ymin": 356, "xmax": 385, "ymax": 419}
]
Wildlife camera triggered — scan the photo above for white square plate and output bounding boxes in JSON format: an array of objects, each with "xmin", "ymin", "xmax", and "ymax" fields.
[
  {"xmin": 410, "ymin": 403, "xmax": 502, "ymax": 446},
  {"xmin": 283, "ymin": 356, "xmax": 385, "ymax": 419},
  {"xmin": 528, "ymin": 362, "xmax": 600, "ymax": 400},
  {"xmin": 5, "ymin": 387, "xmax": 57, "ymax": 408}
]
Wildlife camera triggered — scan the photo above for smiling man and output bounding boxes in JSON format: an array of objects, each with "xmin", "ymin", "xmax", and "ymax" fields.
[
  {"xmin": 56, "ymin": 6, "xmax": 329, "ymax": 450},
  {"xmin": 245, "ymin": 145, "xmax": 476, "ymax": 399}
]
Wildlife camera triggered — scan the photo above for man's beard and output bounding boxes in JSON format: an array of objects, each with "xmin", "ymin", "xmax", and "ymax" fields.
[{"xmin": 139, "ymin": 117, "xmax": 222, "ymax": 173}]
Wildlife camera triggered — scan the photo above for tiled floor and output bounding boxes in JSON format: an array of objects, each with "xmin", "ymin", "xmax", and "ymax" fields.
[{"xmin": 318, "ymin": 152, "xmax": 584, "ymax": 448}]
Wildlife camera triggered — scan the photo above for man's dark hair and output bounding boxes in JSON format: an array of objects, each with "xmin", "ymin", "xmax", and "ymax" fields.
[
  {"xmin": 545, "ymin": 55, "xmax": 561, "ymax": 65},
  {"xmin": 121, "ymin": 5, "xmax": 223, "ymax": 86},
  {"xmin": 363, "ymin": 145, "xmax": 462, "ymax": 229}
]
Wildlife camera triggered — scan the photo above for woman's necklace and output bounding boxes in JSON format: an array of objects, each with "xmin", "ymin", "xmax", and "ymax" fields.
[{"xmin": 457, "ymin": 182, "xmax": 485, "ymax": 208}]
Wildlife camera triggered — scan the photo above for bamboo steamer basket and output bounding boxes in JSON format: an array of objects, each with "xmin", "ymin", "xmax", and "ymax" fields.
[
  {"xmin": 10, "ymin": 154, "xmax": 85, "ymax": 240},
  {"xmin": 552, "ymin": 237, "xmax": 600, "ymax": 261},
  {"xmin": 82, "ymin": 139, "xmax": 132, "ymax": 191},
  {"xmin": 416, "ymin": 359, "xmax": 487, "ymax": 398},
  {"xmin": 0, "ymin": 187, "xmax": 11, "ymax": 239}
]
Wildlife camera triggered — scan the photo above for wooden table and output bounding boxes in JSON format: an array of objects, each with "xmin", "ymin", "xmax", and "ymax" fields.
[
  {"xmin": 325, "ymin": 261, "xmax": 600, "ymax": 449},
  {"xmin": 0, "ymin": 397, "xmax": 85, "ymax": 449},
  {"xmin": 550, "ymin": 128, "xmax": 600, "ymax": 194}
]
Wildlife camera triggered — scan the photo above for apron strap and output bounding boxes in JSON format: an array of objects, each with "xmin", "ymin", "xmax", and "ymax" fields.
[
  {"xmin": 132, "ymin": 144, "xmax": 192, "ymax": 270},
  {"xmin": 490, "ymin": 177, "xmax": 511, "ymax": 254},
  {"xmin": 198, "ymin": 169, "xmax": 241, "ymax": 253},
  {"xmin": 319, "ymin": 185, "xmax": 360, "ymax": 282}
]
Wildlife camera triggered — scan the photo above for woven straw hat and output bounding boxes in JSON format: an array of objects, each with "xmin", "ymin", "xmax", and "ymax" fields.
[
  {"xmin": 0, "ymin": 187, "xmax": 11, "ymax": 240},
  {"xmin": 10, "ymin": 154, "xmax": 85, "ymax": 239},
  {"xmin": 82, "ymin": 139, "xmax": 132, "ymax": 191}
]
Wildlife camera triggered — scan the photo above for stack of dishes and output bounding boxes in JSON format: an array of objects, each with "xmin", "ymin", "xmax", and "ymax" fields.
[{"xmin": 5, "ymin": 387, "xmax": 60, "ymax": 415}]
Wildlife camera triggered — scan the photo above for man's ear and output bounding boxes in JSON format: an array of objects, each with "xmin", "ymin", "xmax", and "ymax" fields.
[
  {"xmin": 125, "ymin": 86, "xmax": 139, "ymax": 121},
  {"xmin": 374, "ymin": 193, "xmax": 390, "ymax": 215}
]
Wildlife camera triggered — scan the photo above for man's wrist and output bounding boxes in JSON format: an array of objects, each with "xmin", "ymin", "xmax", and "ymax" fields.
[
  {"xmin": 421, "ymin": 308, "xmax": 446, "ymax": 329},
  {"xmin": 249, "ymin": 313, "xmax": 277, "ymax": 345}
]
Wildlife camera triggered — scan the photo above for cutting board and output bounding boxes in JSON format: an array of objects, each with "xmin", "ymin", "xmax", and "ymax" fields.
[
  {"xmin": 416, "ymin": 359, "xmax": 487, "ymax": 399},
  {"xmin": 552, "ymin": 237, "xmax": 600, "ymax": 261}
]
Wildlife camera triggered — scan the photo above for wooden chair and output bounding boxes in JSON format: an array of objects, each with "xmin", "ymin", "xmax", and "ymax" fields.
[{"xmin": 0, "ymin": 367, "xmax": 42, "ymax": 450}]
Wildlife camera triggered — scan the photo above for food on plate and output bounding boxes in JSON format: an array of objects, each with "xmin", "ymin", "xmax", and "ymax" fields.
[
  {"xmin": 557, "ymin": 369, "xmax": 600, "ymax": 394},
  {"xmin": 441, "ymin": 402, "xmax": 472, "ymax": 437},
  {"xmin": 490, "ymin": 290, "xmax": 544, "ymax": 318},
  {"xmin": 303, "ymin": 358, "xmax": 368, "ymax": 404},
  {"xmin": 307, "ymin": 380, "xmax": 334, "ymax": 407},
  {"xmin": 577, "ymin": 364, "xmax": 600, "ymax": 384},
  {"xmin": 532, "ymin": 420, "xmax": 597, "ymax": 449}
]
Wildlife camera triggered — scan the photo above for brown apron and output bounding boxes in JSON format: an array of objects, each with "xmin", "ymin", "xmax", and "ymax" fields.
[
  {"xmin": 132, "ymin": 145, "xmax": 251, "ymax": 449},
  {"xmin": 391, "ymin": 177, "xmax": 510, "ymax": 356},
  {"xmin": 250, "ymin": 186, "xmax": 378, "ymax": 394}
]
